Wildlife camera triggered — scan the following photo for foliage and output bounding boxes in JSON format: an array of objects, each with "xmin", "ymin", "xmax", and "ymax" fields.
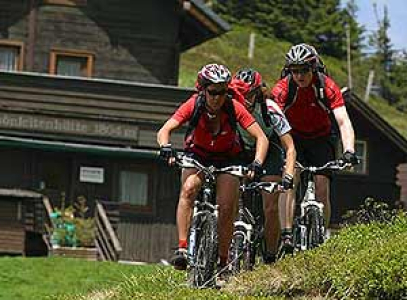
[
  {"xmin": 224, "ymin": 214, "xmax": 407, "ymax": 299},
  {"xmin": 4, "ymin": 218, "xmax": 407, "ymax": 299},
  {"xmin": 51, "ymin": 195, "xmax": 95, "ymax": 248},
  {"xmin": 211, "ymin": 0, "xmax": 364, "ymax": 59},
  {"xmin": 179, "ymin": 26, "xmax": 407, "ymax": 140},
  {"xmin": 342, "ymin": 197, "xmax": 401, "ymax": 225},
  {"xmin": 387, "ymin": 53, "xmax": 407, "ymax": 112},
  {"xmin": 0, "ymin": 257, "xmax": 153, "ymax": 300}
]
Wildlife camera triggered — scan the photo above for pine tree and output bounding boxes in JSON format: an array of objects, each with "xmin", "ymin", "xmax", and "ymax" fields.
[{"xmin": 369, "ymin": 4, "xmax": 394, "ymax": 103}]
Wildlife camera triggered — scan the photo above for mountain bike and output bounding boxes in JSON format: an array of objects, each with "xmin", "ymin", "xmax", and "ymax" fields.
[
  {"xmin": 174, "ymin": 154, "xmax": 248, "ymax": 288},
  {"xmin": 228, "ymin": 180, "xmax": 282, "ymax": 274},
  {"xmin": 292, "ymin": 159, "xmax": 351, "ymax": 251}
]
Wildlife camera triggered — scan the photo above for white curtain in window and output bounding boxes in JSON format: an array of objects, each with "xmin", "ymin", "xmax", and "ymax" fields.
[
  {"xmin": 119, "ymin": 171, "xmax": 148, "ymax": 206},
  {"xmin": 0, "ymin": 47, "xmax": 18, "ymax": 70}
]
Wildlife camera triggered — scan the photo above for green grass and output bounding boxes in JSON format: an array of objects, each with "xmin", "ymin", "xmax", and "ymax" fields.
[
  {"xmin": 179, "ymin": 26, "xmax": 407, "ymax": 140},
  {"xmin": 0, "ymin": 256, "xmax": 281, "ymax": 300},
  {"xmin": 2, "ymin": 215, "xmax": 406, "ymax": 299},
  {"xmin": 0, "ymin": 257, "xmax": 156, "ymax": 300}
]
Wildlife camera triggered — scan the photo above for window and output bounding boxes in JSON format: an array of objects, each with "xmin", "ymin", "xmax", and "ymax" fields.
[
  {"xmin": 49, "ymin": 49, "xmax": 94, "ymax": 77},
  {"xmin": 338, "ymin": 140, "xmax": 368, "ymax": 175},
  {"xmin": 119, "ymin": 170, "xmax": 151, "ymax": 210},
  {"xmin": 353, "ymin": 140, "xmax": 368, "ymax": 174},
  {"xmin": 0, "ymin": 40, "xmax": 24, "ymax": 71}
]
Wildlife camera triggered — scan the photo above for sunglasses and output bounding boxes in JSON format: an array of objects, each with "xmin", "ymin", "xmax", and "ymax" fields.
[
  {"xmin": 206, "ymin": 88, "xmax": 227, "ymax": 96},
  {"xmin": 290, "ymin": 67, "xmax": 311, "ymax": 75}
]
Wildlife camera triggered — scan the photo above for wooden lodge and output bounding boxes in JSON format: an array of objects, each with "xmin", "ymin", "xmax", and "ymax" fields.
[{"xmin": 0, "ymin": 0, "xmax": 406, "ymax": 262}]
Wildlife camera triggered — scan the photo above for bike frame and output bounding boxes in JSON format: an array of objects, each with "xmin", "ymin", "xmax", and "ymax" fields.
[
  {"xmin": 295, "ymin": 160, "xmax": 350, "ymax": 251},
  {"xmin": 230, "ymin": 181, "xmax": 281, "ymax": 272},
  {"xmin": 175, "ymin": 154, "xmax": 249, "ymax": 287},
  {"xmin": 298, "ymin": 171, "xmax": 325, "ymax": 251}
]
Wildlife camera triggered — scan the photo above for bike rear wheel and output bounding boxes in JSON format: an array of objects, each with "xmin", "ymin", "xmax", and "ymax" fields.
[
  {"xmin": 305, "ymin": 206, "xmax": 325, "ymax": 249},
  {"xmin": 189, "ymin": 211, "xmax": 218, "ymax": 288}
]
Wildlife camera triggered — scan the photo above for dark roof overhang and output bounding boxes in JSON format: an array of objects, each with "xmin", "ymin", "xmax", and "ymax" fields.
[
  {"xmin": 344, "ymin": 89, "xmax": 407, "ymax": 155},
  {"xmin": 179, "ymin": 0, "xmax": 230, "ymax": 51}
]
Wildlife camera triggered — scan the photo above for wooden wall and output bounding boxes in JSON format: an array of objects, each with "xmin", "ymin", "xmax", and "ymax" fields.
[
  {"xmin": 118, "ymin": 222, "xmax": 177, "ymax": 263},
  {"xmin": 0, "ymin": 72, "xmax": 190, "ymax": 148},
  {"xmin": 0, "ymin": 0, "xmax": 182, "ymax": 84},
  {"xmin": 396, "ymin": 163, "xmax": 407, "ymax": 209},
  {"xmin": 331, "ymin": 103, "xmax": 405, "ymax": 223}
]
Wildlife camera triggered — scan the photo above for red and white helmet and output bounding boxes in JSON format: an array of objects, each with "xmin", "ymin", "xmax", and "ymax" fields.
[
  {"xmin": 285, "ymin": 43, "xmax": 319, "ymax": 68},
  {"xmin": 232, "ymin": 68, "xmax": 263, "ymax": 97},
  {"xmin": 197, "ymin": 63, "xmax": 232, "ymax": 89}
]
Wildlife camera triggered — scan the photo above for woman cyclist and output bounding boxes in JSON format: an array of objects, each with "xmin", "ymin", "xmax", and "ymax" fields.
[
  {"xmin": 157, "ymin": 64, "xmax": 269, "ymax": 271},
  {"xmin": 230, "ymin": 68, "xmax": 296, "ymax": 261}
]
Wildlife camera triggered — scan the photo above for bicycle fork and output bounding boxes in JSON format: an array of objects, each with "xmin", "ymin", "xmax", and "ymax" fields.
[
  {"xmin": 299, "ymin": 180, "xmax": 324, "ymax": 251},
  {"xmin": 187, "ymin": 196, "xmax": 219, "ymax": 264}
]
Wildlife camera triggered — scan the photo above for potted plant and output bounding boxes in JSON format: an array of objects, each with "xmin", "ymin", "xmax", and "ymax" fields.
[{"xmin": 50, "ymin": 195, "xmax": 97, "ymax": 260}]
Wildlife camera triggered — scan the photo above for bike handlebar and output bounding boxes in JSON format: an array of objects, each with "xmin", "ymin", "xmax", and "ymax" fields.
[
  {"xmin": 295, "ymin": 159, "xmax": 353, "ymax": 173},
  {"xmin": 173, "ymin": 153, "xmax": 249, "ymax": 180},
  {"xmin": 242, "ymin": 181, "xmax": 283, "ymax": 194}
]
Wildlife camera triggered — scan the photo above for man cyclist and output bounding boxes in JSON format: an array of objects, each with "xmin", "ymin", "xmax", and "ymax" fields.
[
  {"xmin": 230, "ymin": 68, "xmax": 296, "ymax": 263},
  {"xmin": 157, "ymin": 63, "xmax": 269, "ymax": 271},
  {"xmin": 271, "ymin": 43, "xmax": 358, "ymax": 250}
]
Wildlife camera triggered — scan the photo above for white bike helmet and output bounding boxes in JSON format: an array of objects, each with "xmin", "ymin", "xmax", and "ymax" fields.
[
  {"xmin": 285, "ymin": 43, "xmax": 318, "ymax": 67},
  {"xmin": 197, "ymin": 64, "xmax": 232, "ymax": 88}
]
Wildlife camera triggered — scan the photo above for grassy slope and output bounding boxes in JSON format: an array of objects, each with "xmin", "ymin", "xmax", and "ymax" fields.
[
  {"xmin": 0, "ymin": 256, "xmax": 281, "ymax": 300},
  {"xmin": 0, "ymin": 257, "xmax": 156, "ymax": 300},
  {"xmin": 179, "ymin": 27, "xmax": 407, "ymax": 140},
  {"xmin": 13, "ymin": 215, "xmax": 404, "ymax": 300}
]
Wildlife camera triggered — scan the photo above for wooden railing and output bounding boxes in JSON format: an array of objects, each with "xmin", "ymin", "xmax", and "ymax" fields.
[
  {"xmin": 42, "ymin": 196, "xmax": 54, "ymax": 251},
  {"xmin": 95, "ymin": 201, "xmax": 122, "ymax": 261}
]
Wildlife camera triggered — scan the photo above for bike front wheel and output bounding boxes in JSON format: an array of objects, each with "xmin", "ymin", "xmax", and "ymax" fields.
[
  {"xmin": 189, "ymin": 211, "xmax": 218, "ymax": 288},
  {"xmin": 305, "ymin": 206, "xmax": 325, "ymax": 249}
]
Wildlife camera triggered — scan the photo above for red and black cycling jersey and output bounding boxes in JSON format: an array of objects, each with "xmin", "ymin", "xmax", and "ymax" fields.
[
  {"xmin": 271, "ymin": 75, "xmax": 344, "ymax": 139},
  {"xmin": 171, "ymin": 94, "xmax": 255, "ymax": 160}
]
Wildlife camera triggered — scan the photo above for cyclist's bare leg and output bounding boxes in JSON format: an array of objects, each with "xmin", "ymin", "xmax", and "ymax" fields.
[
  {"xmin": 262, "ymin": 175, "xmax": 281, "ymax": 255},
  {"xmin": 279, "ymin": 171, "xmax": 299, "ymax": 230},
  {"xmin": 216, "ymin": 173, "xmax": 239, "ymax": 266},
  {"xmin": 177, "ymin": 168, "xmax": 203, "ymax": 242},
  {"xmin": 315, "ymin": 174, "xmax": 330, "ymax": 226}
]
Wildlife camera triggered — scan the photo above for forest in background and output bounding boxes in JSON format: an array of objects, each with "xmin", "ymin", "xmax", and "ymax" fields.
[{"xmin": 204, "ymin": 0, "xmax": 407, "ymax": 113}]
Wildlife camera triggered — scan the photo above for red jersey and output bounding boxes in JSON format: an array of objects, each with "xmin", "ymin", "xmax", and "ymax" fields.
[
  {"xmin": 271, "ymin": 75, "xmax": 344, "ymax": 139},
  {"xmin": 172, "ymin": 94, "xmax": 255, "ymax": 160}
]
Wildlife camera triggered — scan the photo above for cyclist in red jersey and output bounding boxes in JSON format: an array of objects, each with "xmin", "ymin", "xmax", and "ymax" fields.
[
  {"xmin": 157, "ymin": 64, "xmax": 269, "ymax": 271},
  {"xmin": 271, "ymin": 44, "xmax": 358, "ymax": 250}
]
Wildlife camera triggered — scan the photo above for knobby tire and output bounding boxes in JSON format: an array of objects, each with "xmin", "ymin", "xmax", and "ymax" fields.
[
  {"xmin": 306, "ymin": 206, "xmax": 325, "ymax": 249},
  {"xmin": 189, "ymin": 211, "xmax": 218, "ymax": 288}
]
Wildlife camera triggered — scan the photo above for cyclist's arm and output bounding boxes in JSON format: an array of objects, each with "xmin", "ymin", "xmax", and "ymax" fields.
[
  {"xmin": 280, "ymin": 132, "xmax": 296, "ymax": 177},
  {"xmin": 333, "ymin": 106, "xmax": 355, "ymax": 153},
  {"xmin": 157, "ymin": 118, "xmax": 181, "ymax": 147},
  {"xmin": 246, "ymin": 122, "xmax": 268, "ymax": 164},
  {"xmin": 157, "ymin": 96, "xmax": 195, "ymax": 146}
]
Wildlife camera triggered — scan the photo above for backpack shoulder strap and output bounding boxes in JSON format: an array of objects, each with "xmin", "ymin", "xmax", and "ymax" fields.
[
  {"xmin": 260, "ymin": 101, "xmax": 271, "ymax": 127},
  {"xmin": 314, "ymin": 73, "xmax": 340, "ymax": 135},
  {"xmin": 185, "ymin": 92, "xmax": 205, "ymax": 137},
  {"xmin": 284, "ymin": 73, "xmax": 298, "ymax": 112},
  {"xmin": 314, "ymin": 72, "xmax": 330, "ymax": 112},
  {"xmin": 224, "ymin": 94, "xmax": 237, "ymax": 132}
]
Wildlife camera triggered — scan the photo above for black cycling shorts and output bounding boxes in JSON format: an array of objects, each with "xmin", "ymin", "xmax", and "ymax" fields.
[
  {"xmin": 293, "ymin": 134, "xmax": 337, "ymax": 176},
  {"xmin": 239, "ymin": 138, "xmax": 285, "ymax": 177}
]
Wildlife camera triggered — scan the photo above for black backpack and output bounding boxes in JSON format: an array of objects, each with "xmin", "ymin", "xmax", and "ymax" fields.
[{"xmin": 185, "ymin": 91, "xmax": 237, "ymax": 138}]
